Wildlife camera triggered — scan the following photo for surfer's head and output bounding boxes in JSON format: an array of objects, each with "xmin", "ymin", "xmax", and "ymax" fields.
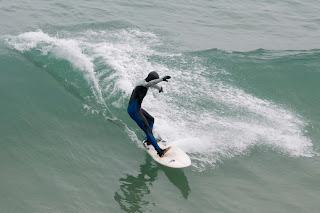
[{"xmin": 145, "ymin": 71, "xmax": 159, "ymax": 82}]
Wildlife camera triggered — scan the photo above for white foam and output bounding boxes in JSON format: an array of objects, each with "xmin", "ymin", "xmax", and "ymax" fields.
[
  {"xmin": 152, "ymin": 71, "xmax": 314, "ymax": 162},
  {"xmin": 5, "ymin": 30, "xmax": 112, "ymax": 118},
  {"xmin": 6, "ymin": 29, "xmax": 314, "ymax": 170}
]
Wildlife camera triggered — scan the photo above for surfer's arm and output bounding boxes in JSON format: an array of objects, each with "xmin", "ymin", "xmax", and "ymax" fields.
[
  {"xmin": 151, "ymin": 85, "xmax": 163, "ymax": 93},
  {"xmin": 145, "ymin": 78, "xmax": 163, "ymax": 88},
  {"xmin": 146, "ymin": 76, "xmax": 171, "ymax": 87},
  {"xmin": 136, "ymin": 78, "xmax": 163, "ymax": 88},
  {"xmin": 136, "ymin": 76, "xmax": 171, "ymax": 88}
]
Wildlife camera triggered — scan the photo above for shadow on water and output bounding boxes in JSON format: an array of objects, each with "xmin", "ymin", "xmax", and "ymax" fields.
[{"xmin": 114, "ymin": 154, "xmax": 190, "ymax": 213}]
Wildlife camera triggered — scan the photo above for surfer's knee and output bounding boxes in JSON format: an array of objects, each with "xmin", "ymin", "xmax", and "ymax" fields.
[{"xmin": 145, "ymin": 125, "xmax": 153, "ymax": 135}]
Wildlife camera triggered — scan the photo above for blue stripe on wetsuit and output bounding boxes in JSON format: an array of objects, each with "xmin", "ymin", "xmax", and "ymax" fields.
[{"xmin": 127, "ymin": 98, "xmax": 160, "ymax": 150}]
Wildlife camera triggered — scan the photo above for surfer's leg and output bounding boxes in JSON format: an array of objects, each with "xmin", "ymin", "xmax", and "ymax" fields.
[
  {"xmin": 128, "ymin": 100, "xmax": 168, "ymax": 155},
  {"xmin": 139, "ymin": 114, "xmax": 171, "ymax": 157},
  {"xmin": 138, "ymin": 111, "xmax": 160, "ymax": 150},
  {"xmin": 141, "ymin": 108, "xmax": 154, "ymax": 130}
]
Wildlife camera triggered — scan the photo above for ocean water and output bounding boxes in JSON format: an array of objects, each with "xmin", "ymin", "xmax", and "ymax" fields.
[{"xmin": 1, "ymin": 0, "xmax": 320, "ymax": 212}]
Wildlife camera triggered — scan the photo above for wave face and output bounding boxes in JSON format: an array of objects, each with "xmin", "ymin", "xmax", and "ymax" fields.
[{"xmin": 5, "ymin": 28, "xmax": 316, "ymax": 170}]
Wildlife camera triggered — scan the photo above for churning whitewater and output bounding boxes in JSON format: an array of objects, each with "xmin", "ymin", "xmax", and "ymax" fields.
[{"xmin": 5, "ymin": 29, "xmax": 314, "ymax": 170}]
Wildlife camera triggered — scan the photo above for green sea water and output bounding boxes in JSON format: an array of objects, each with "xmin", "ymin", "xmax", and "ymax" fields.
[{"xmin": 1, "ymin": 0, "xmax": 320, "ymax": 212}]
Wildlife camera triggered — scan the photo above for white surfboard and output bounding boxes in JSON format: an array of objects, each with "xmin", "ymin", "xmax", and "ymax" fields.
[{"xmin": 143, "ymin": 140, "xmax": 191, "ymax": 168}]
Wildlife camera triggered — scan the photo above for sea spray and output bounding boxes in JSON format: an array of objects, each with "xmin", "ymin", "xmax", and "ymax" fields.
[{"xmin": 5, "ymin": 29, "xmax": 314, "ymax": 170}]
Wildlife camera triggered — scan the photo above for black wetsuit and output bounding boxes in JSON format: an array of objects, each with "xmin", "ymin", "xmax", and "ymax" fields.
[{"xmin": 127, "ymin": 73, "xmax": 164, "ymax": 151}]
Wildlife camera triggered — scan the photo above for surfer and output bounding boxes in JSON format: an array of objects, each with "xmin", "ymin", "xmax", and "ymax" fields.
[{"xmin": 127, "ymin": 71, "xmax": 171, "ymax": 157}]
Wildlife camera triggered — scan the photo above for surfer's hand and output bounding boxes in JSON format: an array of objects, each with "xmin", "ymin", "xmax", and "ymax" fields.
[
  {"xmin": 163, "ymin": 76, "xmax": 171, "ymax": 82},
  {"xmin": 159, "ymin": 86, "xmax": 163, "ymax": 93}
]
